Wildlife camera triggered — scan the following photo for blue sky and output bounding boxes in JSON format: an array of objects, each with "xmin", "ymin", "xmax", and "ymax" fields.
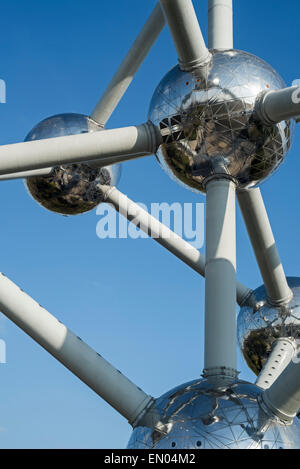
[{"xmin": 0, "ymin": 0, "xmax": 299, "ymax": 448}]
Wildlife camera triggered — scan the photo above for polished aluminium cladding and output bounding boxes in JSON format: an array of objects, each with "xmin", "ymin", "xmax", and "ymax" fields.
[
  {"xmin": 238, "ymin": 277, "xmax": 300, "ymax": 375},
  {"xmin": 25, "ymin": 113, "xmax": 121, "ymax": 215},
  {"xmin": 128, "ymin": 379, "xmax": 300, "ymax": 449},
  {"xmin": 149, "ymin": 49, "xmax": 293, "ymax": 193}
]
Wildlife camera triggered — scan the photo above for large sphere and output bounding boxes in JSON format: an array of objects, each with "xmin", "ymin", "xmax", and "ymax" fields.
[
  {"xmin": 148, "ymin": 49, "xmax": 293, "ymax": 193},
  {"xmin": 238, "ymin": 277, "xmax": 300, "ymax": 375},
  {"xmin": 128, "ymin": 379, "xmax": 300, "ymax": 449},
  {"xmin": 25, "ymin": 114, "xmax": 121, "ymax": 215}
]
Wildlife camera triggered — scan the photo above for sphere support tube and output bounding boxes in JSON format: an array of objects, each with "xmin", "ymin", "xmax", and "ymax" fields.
[
  {"xmin": 261, "ymin": 357, "xmax": 300, "ymax": 423},
  {"xmin": 238, "ymin": 188, "xmax": 292, "ymax": 306},
  {"xmin": 208, "ymin": 0, "xmax": 233, "ymax": 50},
  {"xmin": 102, "ymin": 185, "xmax": 251, "ymax": 307},
  {"xmin": 255, "ymin": 86, "xmax": 300, "ymax": 125},
  {"xmin": 103, "ymin": 185, "xmax": 206, "ymax": 274},
  {"xmin": 0, "ymin": 272, "xmax": 153, "ymax": 425},
  {"xmin": 0, "ymin": 167, "xmax": 53, "ymax": 181},
  {"xmin": 0, "ymin": 122, "xmax": 161, "ymax": 176},
  {"xmin": 91, "ymin": 3, "xmax": 165, "ymax": 126},
  {"xmin": 203, "ymin": 179, "xmax": 238, "ymax": 383},
  {"xmin": 256, "ymin": 338, "xmax": 297, "ymax": 390},
  {"xmin": 159, "ymin": 0, "xmax": 211, "ymax": 71}
]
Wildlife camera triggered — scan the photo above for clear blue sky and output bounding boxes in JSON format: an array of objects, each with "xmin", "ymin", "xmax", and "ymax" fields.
[{"xmin": 0, "ymin": 0, "xmax": 299, "ymax": 449}]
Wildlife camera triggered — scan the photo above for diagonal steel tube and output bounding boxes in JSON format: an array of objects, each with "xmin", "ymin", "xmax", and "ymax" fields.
[
  {"xmin": 208, "ymin": 0, "xmax": 233, "ymax": 50},
  {"xmin": 261, "ymin": 357, "xmax": 300, "ymax": 423},
  {"xmin": 11, "ymin": 6, "xmax": 164, "ymax": 177},
  {"xmin": 0, "ymin": 168, "xmax": 53, "ymax": 180},
  {"xmin": 102, "ymin": 186, "xmax": 252, "ymax": 307},
  {"xmin": 0, "ymin": 272, "xmax": 154, "ymax": 425},
  {"xmin": 0, "ymin": 122, "xmax": 161, "ymax": 176},
  {"xmin": 91, "ymin": 3, "xmax": 165, "ymax": 126},
  {"xmin": 159, "ymin": 0, "xmax": 211, "ymax": 71},
  {"xmin": 256, "ymin": 338, "xmax": 297, "ymax": 390},
  {"xmin": 238, "ymin": 188, "xmax": 292, "ymax": 306}
]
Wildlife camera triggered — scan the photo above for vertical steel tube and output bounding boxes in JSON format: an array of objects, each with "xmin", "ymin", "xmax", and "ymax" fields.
[
  {"xmin": 159, "ymin": 0, "xmax": 211, "ymax": 71},
  {"xmin": 238, "ymin": 188, "xmax": 292, "ymax": 305},
  {"xmin": 208, "ymin": 0, "xmax": 233, "ymax": 50},
  {"xmin": 203, "ymin": 179, "xmax": 237, "ymax": 383},
  {"xmin": 91, "ymin": 4, "xmax": 165, "ymax": 126}
]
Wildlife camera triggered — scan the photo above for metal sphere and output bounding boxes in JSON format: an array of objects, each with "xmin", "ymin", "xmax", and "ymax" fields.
[
  {"xmin": 148, "ymin": 49, "xmax": 293, "ymax": 193},
  {"xmin": 25, "ymin": 113, "xmax": 121, "ymax": 215},
  {"xmin": 128, "ymin": 379, "xmax": 300, "ymax": 449},
  {"xmin": 238, "ymin": 277, "xmax": 300, "ymax": 376}
]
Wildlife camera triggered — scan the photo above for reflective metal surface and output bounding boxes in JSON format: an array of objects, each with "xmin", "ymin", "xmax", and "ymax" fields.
[
  {"xmin": 128, "ymin": 379, "xmax": 300, "ymax": 449},
  {"xmin": 238, "ymin": 277, "xmax": 300, "ymax": 375},
  {"xmin": 25, "ymin": 114, "xmax": 121, "ymax": 215},
  {"xmin": 148, "ymin": 49, "xmax": 293, "ymax": 193}
]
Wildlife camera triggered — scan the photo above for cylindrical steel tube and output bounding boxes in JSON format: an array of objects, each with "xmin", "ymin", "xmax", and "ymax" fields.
[
  {"xmin": 160, "ymin": 0, "xmax": 211, "ymax": 71},
  {"xmin": 238, "ymin": 188, "xmax": 292, "ymax": 305},
  {"xmin": 0, "ymin": 123, "xmax": 160, "ymax": 175},
  {"xmin": 91, "ymin": 4, "xmax": 165, "ymax": 126},
  {"xmin": 256, "ymin": 338, "xmax": 297, "ymax": 390},
  {"xmin": 0, "ymin": 272, "xmax": 152, "ymax": 425},
  {"xmin": 204, "ymin": 179, "xmax": 237, "ymax": 381},
  {"xmin": 103, "ymin": 186, "xmax": 252, "ymax": 307},
  {"xmin": 262, "ymin": 356, "xmax": 300, "ymax": 422},
  {"xmin": 0, "ymin": 167, "xmax": 53, "ymax": 180},
  {"xmin": 255, "ymin": 86, "xmax": 300, "ymax": 125},
  {"xmin": 208, "ymin": 0, "xmax": 233, "ymax": 50}
]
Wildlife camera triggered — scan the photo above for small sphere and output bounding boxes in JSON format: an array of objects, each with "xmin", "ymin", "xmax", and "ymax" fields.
[
  {"xmin": 25, "ymin": 113, "xmax": 121, "ymax": 215},
  {"xmin": 238, "ymin": 277, "xmax": 300, "ymax": 375},
  {"xmin": 128, "ymin": 379, "xmax": 300, "ymax": 449},
  {"xmin": 148, "ymin": 49, "xmax": 293, "ymax": 193}
]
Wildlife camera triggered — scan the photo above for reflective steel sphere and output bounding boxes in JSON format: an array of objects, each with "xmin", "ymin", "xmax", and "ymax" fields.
[
  {"xmin": 148, "ymin": 49, "xmax": 293, "ymax": 193},
  {"xmin": 238, "ymin": 277, "xmax": 300, "ymax": 375},
  {"xmin": 25, "ymin": 114, "xmax": 121, "ymax": 215},
  {"xmin": 128, "ymin": 379, "xmax": 300, "ymax": 449}
]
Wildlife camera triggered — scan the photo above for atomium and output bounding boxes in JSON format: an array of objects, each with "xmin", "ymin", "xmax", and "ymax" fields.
[
  {"xmin": 0, "ymin": 0, "xmax": 300, "ymax": 451},
  {"xmin": 128, "ymin": 379, "xmax": 300, "ymax": 449},
  {"xmin": 25, "ymin": 113, "xmax": 121, "ymax": 215},
  {"xmin": 149, "ymin": 49, "xmax": 293, "ymax": 193},
  {"xmin": 238, "ymin": 277, "xmax": 300, "ymax": 375}
]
